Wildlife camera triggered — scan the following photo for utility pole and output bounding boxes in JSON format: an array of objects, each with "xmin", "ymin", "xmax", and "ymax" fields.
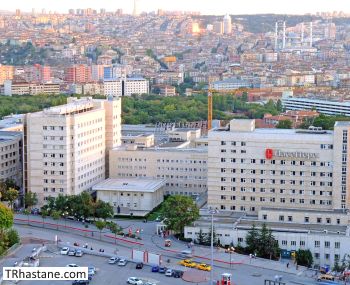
[{"xmin": 209, "ymin": 207, "xmax": 219, "ymax": 285}]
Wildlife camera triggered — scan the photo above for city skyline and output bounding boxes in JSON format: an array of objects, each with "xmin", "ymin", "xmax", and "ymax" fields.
[{"xmin": 3, "ymin": 0, "xmax": 350, "ymax": 15}]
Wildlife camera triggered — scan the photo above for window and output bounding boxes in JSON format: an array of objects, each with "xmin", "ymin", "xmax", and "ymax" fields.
[
  {"xmin": 315, "ymin": 241, "xmax": 320, "ymax": 248},
  {"xmin": 300, "ymin": 241, "xmax": 305, "ymax": 246},
  {"xmin": 314, "ymin": 253, "xmax": 320, "ymax": 259},
  {"xmin": 325, "ymin": 241, "xmax": 330, "ymax": 248},
  {"xmin": 317, "ymin": 217, "xmax": 322, "ymax": 223},
  {"xmin": 281, "ymin": 240, "xmax": 287, "ymax": 246},
  {"xmin": 288, "ymin": 216, "xmax": 293, "ymax": 222},
  {"xmin": 335, "ymin": 242, "xmax": 340, "ymax": 249},
  {"xmin": 304, "ymin": 217, "xmax": 309, "ymax": 223},
  {"xmin": 279, "ymin": 215, "xmax": 284, "ymax": 221},
  {"xmin": 291, "ymin": 241, "xmax": 296, "ymax": 246},
  {"xmin": 263, "ymin": 214, "xmax": 267, "ymax": 220},
  {"xmin": 325, "ymin": 254, "xmax": 330, "ymax": 260}
]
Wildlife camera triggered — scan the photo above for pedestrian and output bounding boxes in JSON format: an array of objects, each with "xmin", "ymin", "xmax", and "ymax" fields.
[{"xmin": 287, "ymin": 262, "xmax": 289, "ymax": 268}]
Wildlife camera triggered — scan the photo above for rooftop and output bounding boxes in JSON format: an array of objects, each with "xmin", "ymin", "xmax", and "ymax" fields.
[{"xmin": 92, "ymin": 178, "xmax": 166, "ymax": 193}]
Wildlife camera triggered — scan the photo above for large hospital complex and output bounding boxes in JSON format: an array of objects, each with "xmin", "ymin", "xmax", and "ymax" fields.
[{"xmin": 1, "ymin": 97, "xmax": 350, "ymax": 267}]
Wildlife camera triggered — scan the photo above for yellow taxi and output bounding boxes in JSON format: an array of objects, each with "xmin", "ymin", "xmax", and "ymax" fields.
[
  {"xmin": 197, "ymin": 263, "xmax": 212, "ymax": 271},
  {"xmin": 178, "ymin": 259, "xmax": 197, "ymax": 268}
]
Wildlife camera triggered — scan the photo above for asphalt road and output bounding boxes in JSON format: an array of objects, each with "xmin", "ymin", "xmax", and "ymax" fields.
[{"xmin": 10, "ymin": 224, "xmax": 320, "ymax": 285}]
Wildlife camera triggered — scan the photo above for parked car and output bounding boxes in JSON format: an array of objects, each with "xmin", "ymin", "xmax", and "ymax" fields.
[
  {"xmin": 144, "ymin": 282, "xmax": 156, "ymax": 285},
  {"xmin": 118, "ymin": 259, "xmax": 127, "ymax": 266},
  {"xmin": 158, "ymin": 267, "xmax": 166, "ymax": 273},
  {"xmin": 108, "ymin": 257, "xmax": 119, "ymax": 264},
  {"xmin": 72, "ymin": 281, "xmax": 89, "ymax": 285},
  {"xmin": 178, "ymin": 259, "xmax": 197, "ymax": 268},
  {"xmin": 317, "ymin": 274, "xmax": 335, "ymax": 282},
  {"xmin": 165, "ymin": 269, "xmax": 174, "ymax": 277},
  {"xmin": 151, "ymin": 266, "xmax": 159, "ymax": 272},
  {"xmin": 136, "ymin": 262, "xmax": 143, "ymax": 269},
  {"xmin": 127, "ymin": 277, "xmax": 143, "ymax": 285},
  {"xmin": 75, "ymin": 250, "xmax": 83, "ymax": 257},
  {"xmin": 88, "ymin": 266, "xmax": 96, "ymax": 275},
  {"xmin": 60, "ymin": 247, "xmax": 69, "ymax": 255},
  {"xmin": 68, "ymin": 249, "xmax": 76, "ymax": 256},
  {"xmin": 173, "ymin": 270, "xmax": 184, "ymax": 278},
  {"xmin": 66, "ymin": 264, "xmax": 79, "ymax": 267}
]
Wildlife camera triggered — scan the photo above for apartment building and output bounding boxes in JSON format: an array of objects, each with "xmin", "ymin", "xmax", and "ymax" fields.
[
  {"xmin": 3, "ymin": 80, "xmax": 60, "ymax": 96},
  {"xmin": 104, "ymin": 77, "xmax": 149, "ymax": 97},
  {"xmin": 0, "ymin": 65, "xmax": 14, "ymax": 85},
  {"xmin": 207, "ymin": 119, "xmax": 350, "ymax": 214},
  {"xmin": 0, "ymin": 131, "xmax": 22, "ymax": 187},
  {"xmin": 109, "ymin": 129, "xmax": 207, "ymax": 196},
  {"xmin": 24, "ymin": 97, "xmax": 121, "ymax": 204},
  {"xmin": 282, "ymin": 97, "xmax": 350, "ymax": 116}
]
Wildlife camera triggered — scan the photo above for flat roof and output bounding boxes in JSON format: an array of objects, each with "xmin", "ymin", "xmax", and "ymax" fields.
[
  {"xmin": 0, "ymin": 131, "xmax": 22, "ymax": 142},
  {"xmin": 283, "ymin": 97, "xmax": 350, "ymax": 107},
  {"xmin": 92, "ymin": 178, "xmax": 166, "ymax": 193}
]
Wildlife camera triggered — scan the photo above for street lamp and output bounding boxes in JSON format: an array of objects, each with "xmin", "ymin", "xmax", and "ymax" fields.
[{"xmin": 209, "ymin": 207, "xmax": 219, "ymax": 285}]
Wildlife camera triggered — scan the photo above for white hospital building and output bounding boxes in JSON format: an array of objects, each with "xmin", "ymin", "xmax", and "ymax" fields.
[{"xmin": 23, "ymin": 97, "xmax": 121, "ymax": 204}]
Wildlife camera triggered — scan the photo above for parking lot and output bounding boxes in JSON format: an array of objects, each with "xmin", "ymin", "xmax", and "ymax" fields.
[{"xmin": 19, "ymin": 251, "xmax": 197, "ymax": 285}]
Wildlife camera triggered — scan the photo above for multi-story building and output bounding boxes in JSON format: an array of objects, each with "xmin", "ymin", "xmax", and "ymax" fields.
[
  {"xmin": 0, "ymin": 131, "xmax": 22, "ymax": 187},
  {"xmin": 3, "ymin": 80, "xmax": 60, "ymax": 96},
  {"xmin": 208, "ymin": 119, "xmax": 350, "ymax": 213},
  {"xmin": 64, "ymin": 65, "xmax": 92, "ymax": 84},
  {"xmin": 282, "ymin": 97, "xmax": 350, "ymax": 116},
  {"xmin": 0, "ymin": 65, "xmax": 14, "ymax": 85},
  {"xmin": 104, "ymin": 77, "xmax": 149, "ymax": 97},
  {"xmin": 109, "ymin": 129, "xmax": 207, "ymax": 197},
  {"xmin": 212, "ymin": 78, "xmax": 251, "ymax": 91},
  {"xmin": 25, "ymin": 64, "xmax": 51, "ymax": 83},
  {"xmin": 23, "ymin": 97, "xmax": 122, "ymax": 204}
]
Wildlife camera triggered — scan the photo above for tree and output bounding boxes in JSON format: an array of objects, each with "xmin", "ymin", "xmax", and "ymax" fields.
[
  {"xmin": 23, "ymin": 209, "xmax": 30, "ymax": 225},
  {"xmin": 95, "ymin": 200, "xmax": 114, "ymax": 221},
  {"xmin": 7, "ymin": 228, "xmax": 19, "ymax": 247},
  {"xmin": 0, "ymin": 203, "xmax": 13, "ymax": 231},
  {"xmin": 276, "ymin": 99, "xmax": 283, "ymax": 112},
  {"xmin": 108, "ymin": 222, "xmax": 120, "ymax": 244},
  {"xmin": 256, "ymin": 224, "xmax": 280, "ymax": 259},
  {"xmin": 245, "ymin": 224, "xmax": 259, "ymax": 254},
  {"xmin": 241, "ymin": 92, "xmax": 248, "ymax": 102},
  {"xmin": 161, "ymin": 195, "xmax": 199, "ymax": 234},
  {"xmin": 276, "ymin": 119, "xmax": 292, "ymax": 129},
  {"xmin": 295, "ymin": 249, "xmax": 313, "ymax": 268},
  {"xmin": 95, "ymin": 220, "xmax": 106, "ymax": 240},
  {"xmin": 0, "ymin": 180, "xmax": 6, "ymax": 200},
  {"xmin": 4, "ymin": 188, "xmax": 19, "ymax": 210},
  {"xmin": 204, "ymin": 226, "xmax": 218, "ymax": 246},
  {"xmin": 41, "ymin": 209, "xmax": 48, "ymax": 228},
  {"xmin": 196, "ymin": 229, "xmax": 206, "ymax": 245},
  {"xmin": 265, "ymin": 229, "xmax": 280, "ymax": 260},
  {"xmin": 51, "ymin": 210, "xmax": 61, "ymax": 230},
  {"xmin": 24, "ymin": 192, "xmax": 38, "ymax": 209}
]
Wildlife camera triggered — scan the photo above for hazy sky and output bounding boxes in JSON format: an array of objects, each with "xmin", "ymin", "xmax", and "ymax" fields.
[{"xmin": 4, "ymin": 0, "xmax": 350, "ymax": 15}]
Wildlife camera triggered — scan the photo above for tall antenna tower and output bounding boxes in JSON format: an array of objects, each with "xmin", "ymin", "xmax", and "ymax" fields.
[{"xmin": 132, "ymin": 0, "xmax": 139, "ymax": 16}]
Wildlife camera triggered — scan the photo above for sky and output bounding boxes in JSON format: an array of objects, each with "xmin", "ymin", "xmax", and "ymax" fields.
[{"xmin": 3, "ymin": 0, "xmax": 350, "ymax": 15}]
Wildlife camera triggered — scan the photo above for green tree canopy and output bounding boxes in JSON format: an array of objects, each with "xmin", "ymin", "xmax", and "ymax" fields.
[
  {"xmin": 295, "ymin": 249, "xmax": 313, "ymax": 267},
  {"xmin": 276, "ymin": 119, "xmax": 292, "ymax": 129},
  {"xmin": 161, "ymin": 195, "xmax": 199, "ymax": 234},
  {"xmin": 0, "ymin": 203, "xmax": 13, "ymax": 230},
  {"xmin": 24, "ymin": 192, "xmax": 38, "ymax": 209}
]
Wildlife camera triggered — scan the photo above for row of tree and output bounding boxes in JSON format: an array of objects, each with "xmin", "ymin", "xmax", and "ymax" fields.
[
  {"xmin": 41, "ymin": 193, "xmax": 114, "ymax": 221},
  {"xmin": 0, "ymin": 203, "xmax": 20, "ymax": 255}
]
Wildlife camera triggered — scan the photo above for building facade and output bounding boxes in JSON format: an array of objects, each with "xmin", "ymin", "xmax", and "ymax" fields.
[
  {"xmin": 207, "ymin": 119, "xmax": 350, "ymax": 213},
  {"xmin": 0, "ymin": 131, "xmax": 22, "ymax": 187},
  {"xmin": 104, "ymin": 77, "xmax": 149, "ymax": 97},
  {"xmin": 24, "ymin": 97, "xmax": 121, "ymax": 204}
]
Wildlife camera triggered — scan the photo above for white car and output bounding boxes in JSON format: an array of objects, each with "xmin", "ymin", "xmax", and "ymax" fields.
[
  {"xmin": 165, "ymin": 269, "xmax": 173, "ymax": 277},
  {"xmin": 60, "ymin": 247, "xmax": 69, "ymax": 255},
  {"xmin": 127, "ymin": 277, "xmax": 143, "ymax": 285},
  {"xmin": 118, "ymin": 259, "xmax": 127, "ymax": 266},
  {"xmin": 108, "ymin": 257, "xmax": 119, "ymax": 264},
  {"xmin": 66, "ymin": 264, "xmax": 79, "ymax": 267}
]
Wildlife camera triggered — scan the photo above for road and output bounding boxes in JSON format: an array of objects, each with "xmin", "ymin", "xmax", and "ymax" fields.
[{"xmin": 9, "ymin": 215, "xmax": 321, "ymax": 285}]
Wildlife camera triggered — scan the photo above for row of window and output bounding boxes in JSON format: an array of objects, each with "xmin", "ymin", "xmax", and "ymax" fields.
[
  {"xmin": 221, "ymin": 196, "xmax": 331, "ymax": 205},
  {"xmin": 220, "ymin": 157, "xmax": 332, "ymax": 167},
  {"xmin": 221, "ymin": 168, "xmax": 333, "ymax": 177}
]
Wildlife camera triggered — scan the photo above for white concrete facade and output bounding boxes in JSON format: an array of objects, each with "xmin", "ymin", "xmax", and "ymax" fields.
[
  {"xmin": 208, "ymin": 119, "xmax": 350, "ymax": 214},
  {"xmin": 104, "ymin": 77, "xmax": 149, "ymax": 97},
  {"xmin": 24, "ymin": 97, "xmax": 121, "ymax": 204},
  {"xmin": 93, "ymin": 177, "xmax": 165, "ymax": 213}
]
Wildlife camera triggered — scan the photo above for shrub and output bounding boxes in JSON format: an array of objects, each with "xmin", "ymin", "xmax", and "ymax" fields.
[{"xmin": 7, "ymin": 228, "xmax": 20, "ymax": 247}]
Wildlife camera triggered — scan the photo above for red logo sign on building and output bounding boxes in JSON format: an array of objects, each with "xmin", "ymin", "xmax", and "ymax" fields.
[{"xmin": 265, "ymin": 149, "xmax": 273, "ymax": 160}]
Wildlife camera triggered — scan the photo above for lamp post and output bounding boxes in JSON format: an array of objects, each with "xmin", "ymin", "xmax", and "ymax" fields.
[{"xmin": 209, "ymin": 207, "xmax": 219, "ymax": 285}]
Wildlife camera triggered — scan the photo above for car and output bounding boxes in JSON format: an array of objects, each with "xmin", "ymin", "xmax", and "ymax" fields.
[
  {"xmin": 127, "ymin": 277, "xmax": 143, "ymax": 285},
  {"xmin": 151, "ymin": 266, "xmax": 159, "ymax": 272},
  {"xmin": 60, "ymin": 247, "xmax": 70, "ymax": 255},
  {"xmin": 66, "ymin": 264, "xmax": 79, "ymax": 267},
  {"xmin": 118, "ymin": 259, "xmax": 127, "ymax": 266},
  {"xmin": 173, "ymin": 270, "xmax": 184, "ymax": 278},
  {"xmin": 108, "ymin": 257, "xmax": 119, "ymax": 264},
  {"xmin": 178, "ymin": 259, "xmax": 197, "ymax": 268},
  {"xmin": 144, "ymin": 282, "xmax": 157, "ymax": 285},
  {"xmin": 158, "ymin": 267, "xmax": 166, "ymax": 273},
  {"xmin": 136, "ymin": 262, "xmax": 143, "ymax": 269},
  {"xmin": 88, "ymin": 266, "xmax": 96, "ymax": 275},
  {"xmin": 72, "ymin": 281, "xmax": 89, "ymax": 285},
  {"xmin": 317, "ymin": 274, "xmax": 335, "ymax": 282},
  {"xmin": 68, "ymin": 249, "xmax": 76, "ymax": 256},
  {"xmin": 165, "ymin": 269, "xmax": 174, "ymax": 277},
  {"xmin": 75, "ymin": 250, "xmax": 83, "ymax": 257},
  {"xmin": 197, "ymin": 263, "xmax": 212, "ymax": 271}
]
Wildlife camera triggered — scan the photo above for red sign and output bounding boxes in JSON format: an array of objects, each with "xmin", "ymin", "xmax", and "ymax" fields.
[{"xmin": 265, "ymin": 149, "xmax": 273, "ymax": 160}]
